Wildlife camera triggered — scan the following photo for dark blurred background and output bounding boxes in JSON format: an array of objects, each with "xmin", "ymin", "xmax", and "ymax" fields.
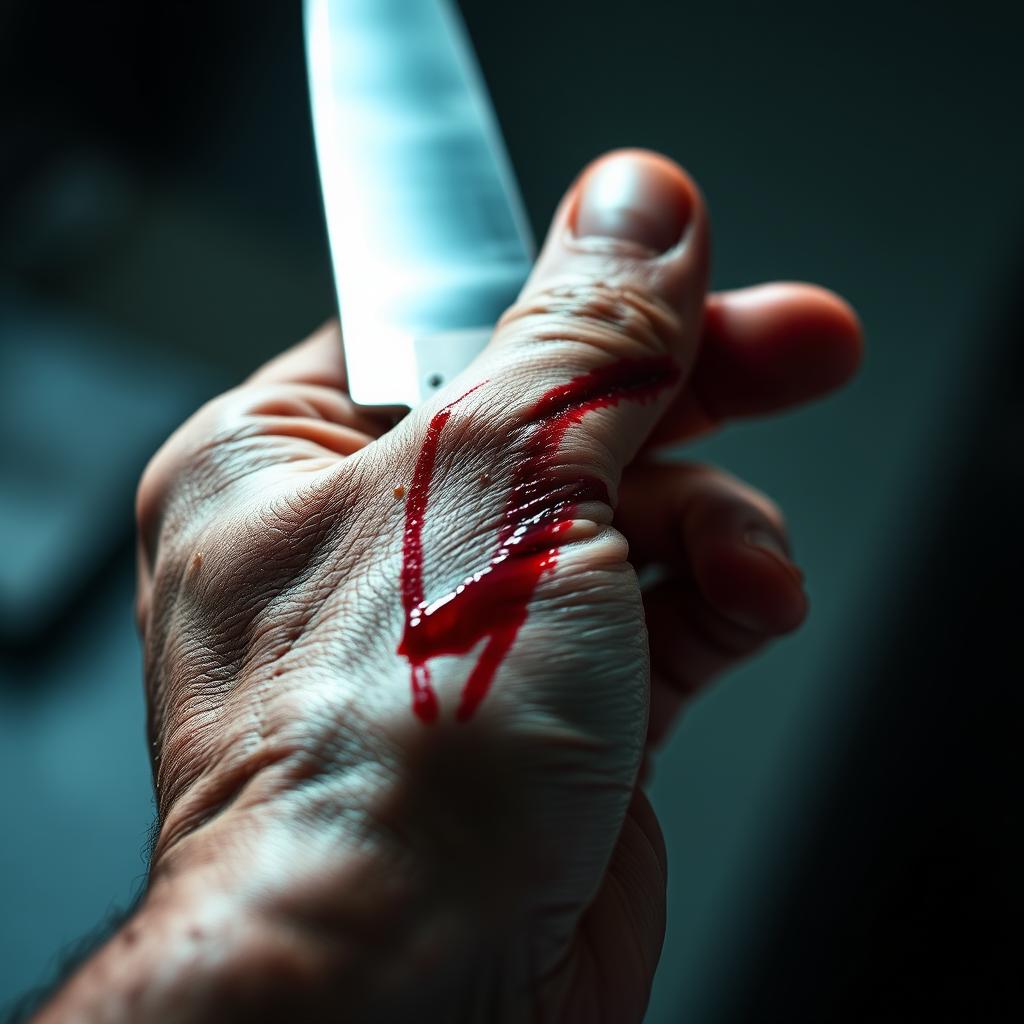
[{"xmin": 1, "ymin": 1, "xmax": 1021, "ymax": 1020}]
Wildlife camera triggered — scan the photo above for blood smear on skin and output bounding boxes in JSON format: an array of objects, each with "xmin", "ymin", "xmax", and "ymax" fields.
[{"xmin": 397, "ymin": 356, "xmax": 679, "ymax": 723}]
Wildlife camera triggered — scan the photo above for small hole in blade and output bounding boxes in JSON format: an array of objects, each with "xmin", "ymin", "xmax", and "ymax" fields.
[{"xmin": 427, "ymin": 374, "xmax": 444, "ymax": 389}]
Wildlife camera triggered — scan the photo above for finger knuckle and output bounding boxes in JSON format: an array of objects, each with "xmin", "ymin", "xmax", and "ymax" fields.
[
  {"xmin": 737, "ymin": 483, "xmax": 786, "ymax": 532},
  {"xmin": 707, "ymin": 468, "xmax": 788, "ymax": 534},
  {"xmin": 499, "ymin": 281, "xmax": 684, "ymax": 359}
]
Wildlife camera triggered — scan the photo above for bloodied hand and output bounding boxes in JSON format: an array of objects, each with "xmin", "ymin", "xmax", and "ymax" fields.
[{"xmin": 41, "ymin": 151, "xmax": 861, "ymax": 1024}]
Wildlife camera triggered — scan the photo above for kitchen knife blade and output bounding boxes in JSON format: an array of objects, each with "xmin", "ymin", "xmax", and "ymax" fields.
[{"xmin": 304, "ymin": 0, "xmax": 535, "ymax": 409}]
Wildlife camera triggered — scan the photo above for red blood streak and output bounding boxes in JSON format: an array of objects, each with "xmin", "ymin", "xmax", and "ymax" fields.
[{"xmin": 398, "ymin": 356, "xmax": 680, "ymax": 722}]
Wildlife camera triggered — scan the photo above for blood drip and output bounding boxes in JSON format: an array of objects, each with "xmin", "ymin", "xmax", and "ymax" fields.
[{"xmin": 398, "ymin": 356, "xmax": 679, "ymax": 722}]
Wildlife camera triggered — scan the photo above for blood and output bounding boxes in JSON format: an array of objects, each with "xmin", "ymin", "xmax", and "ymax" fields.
[{"xmin": 397, "ymin": 356, "xmax": 680, "ymax": 722}]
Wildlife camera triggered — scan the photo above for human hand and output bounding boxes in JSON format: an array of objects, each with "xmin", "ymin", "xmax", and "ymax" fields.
[{"xmin": 42, "ymin": 150, "xmax": 860, "ymax": 1023}]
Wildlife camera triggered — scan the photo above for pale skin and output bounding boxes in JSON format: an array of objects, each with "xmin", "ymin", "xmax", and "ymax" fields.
[{"xmin": 37, "ymin": 150, "xmax": 861, "ymax": 1023}]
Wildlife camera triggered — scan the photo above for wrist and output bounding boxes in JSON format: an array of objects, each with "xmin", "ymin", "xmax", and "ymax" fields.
[
  {"xmin": 42, "ymin": 726, "xmax": 538, "ymax": 1022},
  {"xmin": 35, "ymin": 866, "xmax": 278, "ymax": 1024},
  {"xmin": 41, "ymin": 810, "xmax": 498, "ymax": 1023}
]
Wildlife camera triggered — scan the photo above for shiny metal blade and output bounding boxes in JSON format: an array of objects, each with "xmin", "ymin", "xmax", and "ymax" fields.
[{"xmin": 305, "ymin": 0, "xmax": 535, "ymax": 408}]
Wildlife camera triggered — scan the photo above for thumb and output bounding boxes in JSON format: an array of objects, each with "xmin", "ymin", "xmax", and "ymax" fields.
[
  {"xmin": 379, "ymin": 151, "xmax": 709, "ymax": 723},
  {"xmin": 476, "ymin": 148, "xmax": 710, "ymax": 482}
]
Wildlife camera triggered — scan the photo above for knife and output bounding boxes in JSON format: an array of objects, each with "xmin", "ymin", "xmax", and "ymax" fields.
[{"xmin": 304, "ymin": 0, "xmax": 536, "ymax": 410}]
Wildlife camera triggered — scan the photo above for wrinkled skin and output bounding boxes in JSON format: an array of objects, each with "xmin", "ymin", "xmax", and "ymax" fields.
[{"xmin": 119, "ymin": 151, "xmax": 861, "ymax": 1024}]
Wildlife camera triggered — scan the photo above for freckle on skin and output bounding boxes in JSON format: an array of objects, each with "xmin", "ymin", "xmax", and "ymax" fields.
[{"xmin": 394, "ymin": 485, "xmax": 406, "ymax": 499}]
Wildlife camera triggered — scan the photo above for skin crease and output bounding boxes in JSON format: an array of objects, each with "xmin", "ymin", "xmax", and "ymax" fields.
[
  {"xmin": 38, "ymin": 151, "xmax": 862, "ymax": 1024},
  {"xmin": 398, "ymin": 358, "xmax": 681, "ymax": 726}
]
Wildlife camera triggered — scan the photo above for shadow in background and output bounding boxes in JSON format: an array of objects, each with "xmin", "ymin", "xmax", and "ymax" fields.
[{"xmin": 719, "ymin": 252, "xmax": 1024, "ymax": 1021}]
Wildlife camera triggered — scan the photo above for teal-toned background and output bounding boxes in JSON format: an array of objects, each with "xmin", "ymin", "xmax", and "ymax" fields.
[{"xmin": 1, "ymin": 1, "xmax": 1021, "ymax": 1019}]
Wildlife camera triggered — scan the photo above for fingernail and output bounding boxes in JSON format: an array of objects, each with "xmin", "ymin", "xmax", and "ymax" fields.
[
  {"xmin": 745, "ymin": 527, "xmax": 805, "ymax": 586},
  {"xmin": 574, "ymin": 152, "xmax": 693, "ymax": 254}
]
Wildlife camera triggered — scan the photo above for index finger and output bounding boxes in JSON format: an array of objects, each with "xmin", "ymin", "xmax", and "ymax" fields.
[{"xmin": 649, "ymin": 282, "xmax": 863, "ymax": 444}]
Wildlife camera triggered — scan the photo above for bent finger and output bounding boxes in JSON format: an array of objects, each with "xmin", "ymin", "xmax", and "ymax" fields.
[
  {"xmin": 650, "ymin": 282, "xmax": 863, "ymax": 444},
  {"xmin": 615, "ymin": 461, "xmax": 808, "ymax": 747},
  {"xmin": 644, "ymin": 577, "xmax": 770, "ymax": 748}
]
